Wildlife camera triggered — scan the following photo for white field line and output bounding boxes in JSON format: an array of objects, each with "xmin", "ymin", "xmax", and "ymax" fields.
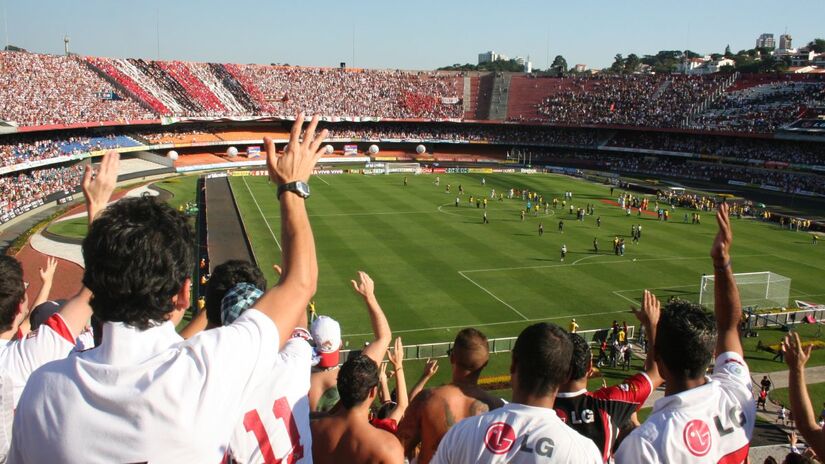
[
  {"xmin": 243, "ymin": 176, "xmax": 282, "ymax": 251},
  {"xmin": 612, "ymin": 291, "xmax": 639, "ymax": 306},
  {"xmin": 264, "ymin": 210, "xmax": 433, "ymax": 219},
  {"xmin": 345, "ymin": 308, "xmax": 631, "ymax": 338},
  {"xmin": 313, "ymin": 175, "xmax": 330, "ymax": 185},
  {"xmin": 459, "ymin": 254, "xmax": 772, "ymax": 274},
  {"xmin": 458, "ymin": 271, "xmax": 529, "ymax": 321}
]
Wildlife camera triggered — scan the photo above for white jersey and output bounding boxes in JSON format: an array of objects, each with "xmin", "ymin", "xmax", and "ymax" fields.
[
  {"xmin": 614, "ymin": 352, "xmax": 755, "ymax": 464},
  {"xmin": 9, "ymin": 309, "xmax": 291, "ymax": 464},
  {"xmin": 431, "ymin": 403, "xmax": 602, "ymax": 464},
  {"xmin": 0, "ymin": 313, "xmax": 75, "ymax": 406},
  {"xmin": 225, "ymin": 337, "xmax": 313, "ymax": 463}
]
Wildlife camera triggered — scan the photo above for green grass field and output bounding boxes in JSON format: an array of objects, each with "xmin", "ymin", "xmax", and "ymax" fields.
[
  {"xmin": 770, "ymin": 382, "xmax": 825, "ymax": 413},
  {"xmin": 46, "ymin": 175, "xmax": 199, "ymax": 238},
  {"xmin": 229, "ymin": 172, "xmax": 825, "ymax": 349}
]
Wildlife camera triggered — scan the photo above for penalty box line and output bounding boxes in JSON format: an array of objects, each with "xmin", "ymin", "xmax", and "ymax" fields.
[{"xmin": 458, "ymin": 271, "xmax": 529, "ymax": 321}]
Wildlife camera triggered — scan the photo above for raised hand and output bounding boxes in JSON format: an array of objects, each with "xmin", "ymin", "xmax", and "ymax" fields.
[
  {"xmin": 39, "ymin": 256, "xmax": 58, "ymax": 283},
  {"xmin": 711, "ymin": 202, "xmax": 732, "ymax": 266},
  {"xmin": 784, "ymin": 332, "xmax": 812, "ymax": 372},
  {"xmin": 388, "ymin": 337, "xmax": 404, "ymax": 368},
  {"xmin": 631, "ymin": 290, "xmax": 661, "ymax": 329},
  {"xmin": 350, "ymin": 271, "xmax": 376, "ymax": 300},
  {"xmin": 82, "ymin": 150, "xmax": 120, "ymax": 223},
  {"xmin": 264, "ymin": 113, "xmax": 329, "ymax": 186},
  {"xmin": 423, "ymin": 358, "xmax": 439, "ymax": 378}
]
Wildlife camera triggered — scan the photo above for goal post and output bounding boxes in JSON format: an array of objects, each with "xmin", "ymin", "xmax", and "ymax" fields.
[
  {"xmin": 385, "ymin": 162, "xmax": 422, "ymax": 175},
  {"xmin": 699, "ymin": 272, "xmax": 791, "ymax": 310}
]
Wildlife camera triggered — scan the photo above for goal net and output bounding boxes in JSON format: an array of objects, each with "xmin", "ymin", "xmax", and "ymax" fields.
[
  {"xmin": 385, "ymin": 162, "xmax": 422, "ymax": 175},
  {"xmin": 699, "ymin": 272, "xmax": 791, "ymax": 310}
]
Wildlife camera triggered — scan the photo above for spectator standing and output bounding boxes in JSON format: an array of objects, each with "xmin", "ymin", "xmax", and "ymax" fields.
[
  {"xmin": 615, "ymin": 204, "xmax": 755, "ymax": 463},
  {"xmin": 9, "ymin": 115, "xmax": 327, "ymax": 463},
  {"xmin": 430, "ymin": 323, "xmax": 601, "ymax": 463}
]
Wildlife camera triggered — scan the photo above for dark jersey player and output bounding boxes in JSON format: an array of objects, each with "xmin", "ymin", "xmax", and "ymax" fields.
[{"xmin": 554, "ymin": 290, "xmax": 664, "ymax": 462}]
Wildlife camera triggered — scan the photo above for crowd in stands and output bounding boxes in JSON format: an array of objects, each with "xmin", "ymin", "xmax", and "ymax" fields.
[
  {"xmin": 0, "ymin": 164, "xmax": 83, "ymax": 215},
  {"xmin": 0, "ymin": 134, "xmax": 139, "ymax": 166},
  {"xmin": 690, "ymin": 79, "xmax": 825, "ymax": 133},
  {"xmin": 531, "ymin": 150, "xmax": 825, "ymax": 195},
  {"xmin": 607, "ymin": 131, "xmax": 825, "ymax": 168},
  {"xmin": 531, "ymin": 74, "xmax": 730, "ymax": 128},
  {"xmin": 0, "ymin": 52, "xmax": 150, "ymax": 127},
  {"xmin": 5, "ymin": 123, "xmax": 824, "ymax": 463},
  {"xmin": 232, "ymin": 66, "xmax": 464, "ymax": 119}
]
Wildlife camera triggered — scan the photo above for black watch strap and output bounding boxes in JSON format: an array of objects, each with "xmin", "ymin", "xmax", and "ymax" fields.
[{"xmin": 277, "ymin": 181, "xmax": 309, "ymax": 199}]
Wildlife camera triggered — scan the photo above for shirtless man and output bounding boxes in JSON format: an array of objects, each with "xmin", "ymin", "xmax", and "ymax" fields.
[
  {"xmin": 397, "ymin": 328, "xmax": 503, "ymax": 464},
  {"xmin": 309, "ymin": 271, "xmax": 391, "ymax": 412},
  {"xmin": 311, "ymin": 354, "xmax": 404, "ymax": 464}
]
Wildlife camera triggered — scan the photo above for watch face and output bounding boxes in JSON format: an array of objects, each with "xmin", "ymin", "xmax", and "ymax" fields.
[{"xmin": 296, "ymin": 182, "xmax": 311, "ymax": 197}]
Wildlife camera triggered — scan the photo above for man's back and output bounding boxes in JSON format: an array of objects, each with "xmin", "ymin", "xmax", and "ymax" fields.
[
  {"xmin": 311, "ymin": 414, "xmax": 403, "ymax": 464},
  {"xmin": 226, "ymin": 338, "xmax": 313, "ymax": 463},
  {"xmin": 431, "ymin": 403, "xmax": 601, "ymax": 464},
  {"xmin": 554, "ymin": 372, "xmax": 653, "ymax": 461},
  {"xmin": 10, "ymin": 310, "xmax": 282, "ymax": 464},
  {"xmin": 615, "ymin": 352, "xmax": 755, "ymax": 463},
  {"xmin": 398, "ymin": 383, "xmax": 503, "ymax": 464}
]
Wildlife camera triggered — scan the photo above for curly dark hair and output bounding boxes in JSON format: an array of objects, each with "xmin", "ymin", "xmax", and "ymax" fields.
[
  {"xmin": 512, "ymin": 323, "xmax": 572, "ymax": 397},
  {"xmin": 656, "ymin": 299, "xmax": 717, "ymax": 380},
  {"xmin": 82, "ymin": 197, "xmax": 194, "ymax": 330},
  {"xmin": 568, "ymin": 332, "xmax": 592, "ymax": 381},
  {"xmin": 205, "ymin": 260, "xmax": 266, "ymax": 326},
  {"xmin": 337, "ymin": 354, "xmax": 379, "ymax": 409},
  {"xmin": 0, "ymin": 255, "xmax": 25, "ymax": 333}
]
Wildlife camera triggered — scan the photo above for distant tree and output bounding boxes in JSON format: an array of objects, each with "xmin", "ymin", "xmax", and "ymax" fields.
[
  {"xmin": 624, "ymin": 54, "xmax": 641, "ymax": 73},
  {"xmin": 724, "ymin": 45, "xmax": 733, "ymax": 58},
  {"xmin": 551, "ymin": 55, "xmax": 568, "ymax": 73},
  {"xmin": 710, "ymin": 53, "xmax": 722, "ymax": 61},
  {"xmin": 684, "ymin": 50, "xmax": 702, "ymax": 59},
  {"xmin": 808, "ymin": 39, "xmax": 825, "ymax": 53},
  {"xmin": 610, "ymin": 54, "xmax": 625, "ymax": 73}
]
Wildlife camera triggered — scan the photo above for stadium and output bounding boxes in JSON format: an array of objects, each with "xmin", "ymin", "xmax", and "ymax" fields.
[{"xmin": 1, "ymin": 3, "xmax": 825, "ymax": 463}]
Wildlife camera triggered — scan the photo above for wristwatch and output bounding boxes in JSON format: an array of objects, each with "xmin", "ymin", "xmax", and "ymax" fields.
[{"xmin": 277, "ymin": 181, "xmax": 311, "ymax": 200}]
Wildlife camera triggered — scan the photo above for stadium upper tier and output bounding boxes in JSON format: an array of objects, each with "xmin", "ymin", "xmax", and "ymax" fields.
[{"xmin": 2, "ymin": 51, "xmax": 824, "ymax": 133}]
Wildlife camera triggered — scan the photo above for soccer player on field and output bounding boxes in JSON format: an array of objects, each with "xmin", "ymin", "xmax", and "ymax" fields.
[
  {"xmin": 10, "ymin": 115, "xmax": 327, "ymax": 463},
  {"xmin": 561, "ymin": 244, "xmax": 567, "ymax": 262},
  {"xmin": 593, "ymin": 237, "xmax": 599, "ymax": 254},
  {"xmin": 615, "ymin": 203, "xmax": 755, "ymax": 463},
  {"xmin": 558, "ymin": 219, "xmax": 564, "ymax": 233},
  {"xmin": 430, "ymin": 323, "xmax": 601, "ymax": 463},
  {"xmin": 539, "ymin": 222, "xmax": 544, "ymax": 236},
  {"xmin": 555, "ymin": 292, "xmax": 663, "ymax": 462},
  {"xmin": 398, "ymin": 329, "xmax": 504, "ymax": 464}
]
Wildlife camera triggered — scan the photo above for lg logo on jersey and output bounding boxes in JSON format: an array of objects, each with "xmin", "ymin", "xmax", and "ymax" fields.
[
  {"xmin": 483, "ymin": 423, "xmax": 555, "ymax": 458},
  {"xmin": 682, "ymin": 405, "xmax": 747, "ymax": 457}
]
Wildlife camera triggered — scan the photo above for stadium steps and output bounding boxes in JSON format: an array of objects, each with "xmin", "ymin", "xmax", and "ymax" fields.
[
  {"xmin": 487, "ymin": 72, "xmax": 512, "ymax": 121},
  {"xmin": 462, "ymin": 75, "xmax": 473, "ymax": 117}
]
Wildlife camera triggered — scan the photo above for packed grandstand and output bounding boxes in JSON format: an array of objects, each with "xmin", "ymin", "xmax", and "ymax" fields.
[{"xmin": 1, "ymin": 40, "xmax": 825, "ymax": 464}]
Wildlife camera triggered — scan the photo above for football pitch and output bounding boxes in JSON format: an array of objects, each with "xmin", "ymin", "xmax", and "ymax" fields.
[{"xmin": 229, "ymin": 172, "xmax": 825, "ymax": 348}]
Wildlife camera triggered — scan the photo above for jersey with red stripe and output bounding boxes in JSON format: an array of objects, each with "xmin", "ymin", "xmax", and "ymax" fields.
[
  {"xmin": 614, "ymin": 352, "xmax": 755, "ymax": 464},
  {"xmin": 225, "ymin": 337, "xmax": 313, "ymax": 464},
  {"xmin": 0, "ymin": 313, "xmax": 75, "ymax": 406},
  {"xmin": 554, "ymin": 372, "xmax": 653, "ymax": 462}
]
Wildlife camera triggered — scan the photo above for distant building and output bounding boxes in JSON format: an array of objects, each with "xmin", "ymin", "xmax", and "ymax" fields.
[
  {"xmin": 677, "ymin": 56, "xmax": 734, "ymax": 75},
  {"xmin": 779, "ymin": 34, "xmax": 792, "ymax": 50},
  {"xmin": 790, "ymin": 50, "xmax": 816, "ymax": 67},
  {"xmin": 573, "ymin": 64, "xmax": 588, "ymax": 72},
  {"xmin": 756, "ymin": 33, "xmax": 775, "ymax": 49},
  {"xmin": 478, "ymin": 51, "xmax": 508, "ymax": 64}
]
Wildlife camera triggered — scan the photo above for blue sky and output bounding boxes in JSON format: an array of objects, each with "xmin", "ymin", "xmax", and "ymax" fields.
[{"xmin": 2, "ymin": 0, "xmax": 823, "ymax": 69}]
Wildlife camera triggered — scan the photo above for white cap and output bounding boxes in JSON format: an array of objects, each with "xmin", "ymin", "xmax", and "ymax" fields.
[{"xmin": 311, "ymin": 316, "xmax": 342, "ymax": 368}]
